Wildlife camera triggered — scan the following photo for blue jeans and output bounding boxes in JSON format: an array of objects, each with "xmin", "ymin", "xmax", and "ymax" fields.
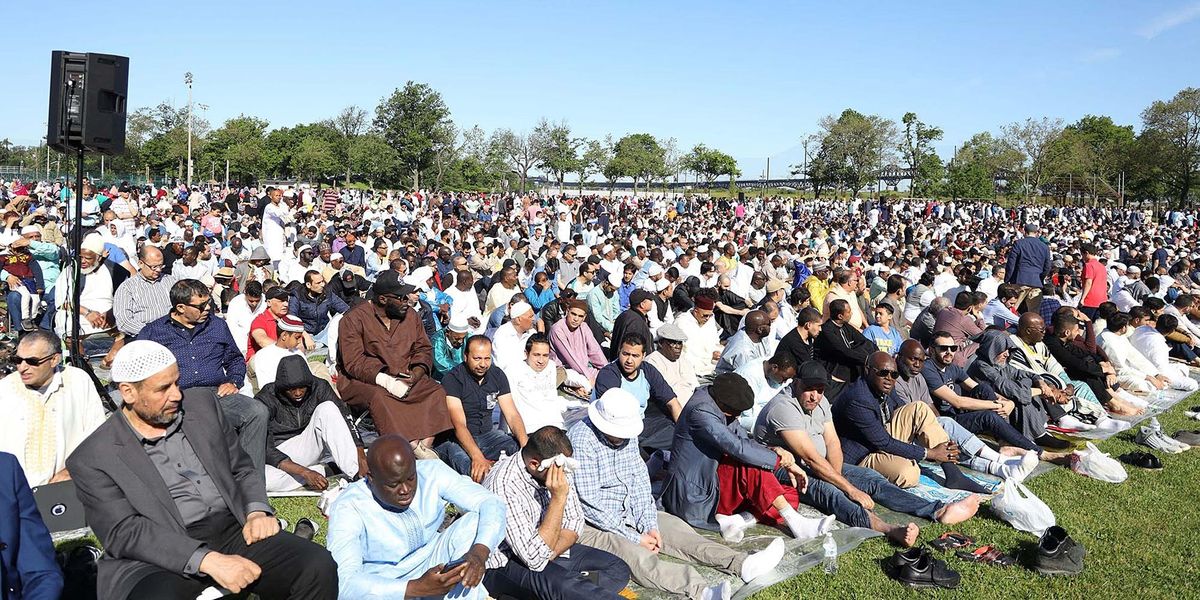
[
  {"xmin": 436, "ymin": 430, "xmax": 519, "ymax": 476},
  {"xmin": 483, "ymin": 544, "xmax": 631, "ymax": 600},
  {"xmin": 6, "ymin": 290, "xmax": 23, "ymax": 329},
  {"xmin": 796, "ymin": 464, "xmax": 942, "ymax": 529},
  {"xmin": 951, "ymin": 410, "xmax": 1038, "ymax": 452}
]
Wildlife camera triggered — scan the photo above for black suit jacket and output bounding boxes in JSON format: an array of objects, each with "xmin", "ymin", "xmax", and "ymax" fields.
[{"xmin": 66, "ymin": 388, "xmax": 268, "ymax": 600}]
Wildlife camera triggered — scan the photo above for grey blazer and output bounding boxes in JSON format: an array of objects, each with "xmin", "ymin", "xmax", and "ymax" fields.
[{"xmin": 66, "ymin": 388, "xmax": 268, "ymax": 600}]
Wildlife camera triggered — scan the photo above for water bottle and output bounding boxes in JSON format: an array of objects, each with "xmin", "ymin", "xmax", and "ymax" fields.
[{"xmin": 821, "ymin": 532, "xmax": 838, "ymax": 575}]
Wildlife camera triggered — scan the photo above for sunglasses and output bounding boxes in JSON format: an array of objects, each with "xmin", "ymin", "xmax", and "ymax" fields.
[
  {"xmin": 873, "ymin": 369, "xmax": 900, "ymax": 379},
  {"xmin": 9, "ymin": 354, "xmax": 56, "ymax": 367},
  {"xmin": 935, "ymin": 344, "xmax": 960, "ymax": 353}
]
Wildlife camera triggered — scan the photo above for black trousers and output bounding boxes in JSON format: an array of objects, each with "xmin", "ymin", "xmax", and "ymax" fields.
[
  {"xmin": 126, "ymin": 511, "xmax": 337, "ymax": 600},
  {"xmin": 483, "ymin": 544, "xmax": 631, "ymax": 600}
]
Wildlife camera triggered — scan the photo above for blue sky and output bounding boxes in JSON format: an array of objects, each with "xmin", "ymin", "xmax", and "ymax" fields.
[{"xmin": 4, "ymin": 1, "xmax": 1199, "ymax": 179}]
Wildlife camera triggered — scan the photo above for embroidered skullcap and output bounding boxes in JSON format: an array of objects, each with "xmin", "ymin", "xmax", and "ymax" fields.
[
  {"xmin": 111, "ymin": 340, "xmax": 178, "ymax": 383},
  {"xmin": 277, "ymin": 314, "xmax": 305, "ymax": 333}
]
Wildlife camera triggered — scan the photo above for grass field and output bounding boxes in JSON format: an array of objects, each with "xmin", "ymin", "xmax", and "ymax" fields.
[{"xmin": 266, "ymin": 398, "xmax": 1200, "ymax": 599}]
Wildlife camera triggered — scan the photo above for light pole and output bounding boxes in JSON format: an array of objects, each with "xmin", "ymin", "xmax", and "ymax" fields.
[{"xmin": 185, "ymin": 72, "xmax": 193, "ymax": 187}]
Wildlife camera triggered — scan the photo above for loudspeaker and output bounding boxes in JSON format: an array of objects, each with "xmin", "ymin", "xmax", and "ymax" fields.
[
  {"xmin": 738, "ymin": 191, "xmax": 745, "ymax": 202},
  {"xmin": 48, "ymin": 51, "xmax": 128, "ymax": 155}
]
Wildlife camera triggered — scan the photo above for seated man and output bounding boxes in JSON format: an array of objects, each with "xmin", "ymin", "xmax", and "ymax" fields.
[
  {"xmin": 247, "ymin": 285, "xmax": 291, "ymax": 362},
  {"xmin": 68, "ymin": 340, "xmax": 337, "ymax": 599},
  {"xmin": 675, "ymin": 294, "xmax": 723, "ymax": 380},
  {"xmin": 714, "ymin": 310, "xmax": 774, "ymax": 375},
  {"xmin": 1130, "ymin": 313, "xmax": 1200, "ymax": 391},
  {"xmin": 249, "ymin": 313, "xmax": 307, "ymax": 392},
  {"xmin": 643, "ymin": 323, "xmax": 699, "ymax": 405},
  {"xmin": 570, "ymin": 389, "xmax": 786, "ymax": 599},
  {"xmin": 337, "ymin": 271, "xmax": 452, "ymax": 452},
  {"xmin": 895, "ymin": 339, "xmax": 1044, "ymax": 475},
  {"xmin": 661, "ymin": 373, "xmax": 834, "ymax": 541},
  {"xmin": 1008, "ymin": 312, "xmax": 1110, "ymax": 415},
  {"xmin": 1100, "ymin": 312, "xmax": 1186, "ymax": 392},
  {"xmin": 327, "ymin": 434, "xmax": 505, "ymax": 600},
  {"xmin": 756, "ymin": 363, "xmax": 980, "ymax": 547},
  {"xmin": 1044, "ymin": 311, "xmax": 1144, "ymax": 416},
  {"xmin": 734, "ymin": 351, "xmax": 798, "ymax": 431},
  {"xmin": 548, "ymin": 299, "xmax": 608, "ymax": 382},
  {"xmin": 491, "ymin": 301, "xmax": 536, "ymax": 372},
  {"xmin": 431, "ymin": 315, "xmax": 471, "ymax": 381},
  {"xmin": 436, "ymin": 336, "xmax": 527, "ymax": 482},
  {"xmin": 833, "ymin": 351, "xmax": 991, "ymax": 494},
  {"xmin": 506, "ymin": 333, "xmax": 591, "ymax": 434},
  {"xmin": 0, "ymin": 329, "xmax": 107, "ymax": 487},
  {"xmin": 595, "ymin": 333, "xmax": 681, "ymax": 453},
  {"xmin": 813, "ymin": 299, "xmax": 877, "ymax": 401},
  {"xmin": 0, "ymin": 451, "xmax": 64, "ymax": 599},
  {"xmin": 257, "ymin": 355, "xmax": 367, "ymax": 493},
  {"xmin": 482, "ymin": 426, "xmax": 632, "ymax": 600},
  {"xmin": 608, "ymin": 289, "xmax": 655, "ymax": 360},
  {"xmin": 966, "ymin": 331, "xmax": 1063, "ymax": 442},
  {"xmin": 922, "ymin": 331, "xmax": 1058, "ymax": 451},
  {"xmin": 138, "ymin": 278, "xmax": 271, "ymax": 473}
]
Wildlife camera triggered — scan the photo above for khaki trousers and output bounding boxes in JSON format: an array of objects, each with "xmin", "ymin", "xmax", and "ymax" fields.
[
  {"xmin": 860, "ymin": 402, "xmax": 950, "ymax": 488},
  {"xmin": 579, "ymin": 511, "xmax": 745, "ymax": 600}
]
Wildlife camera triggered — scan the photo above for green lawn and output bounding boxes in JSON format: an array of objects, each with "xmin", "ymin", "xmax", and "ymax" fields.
[{"xmin": 264, "ymin": 398, "xmax": 1200, "ymax": 599}]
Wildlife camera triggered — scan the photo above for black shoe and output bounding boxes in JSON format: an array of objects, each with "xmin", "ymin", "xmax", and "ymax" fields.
[
  {"xmin": 1035, "ymin": 434, "xmax": 1073, "ymax": 450},
  {"xmin": 1033, "ymin": 525, "xmax": 1085, "ymax": 575},
  {"xmin": 1119, "ymin": 451, "xmax": 1164, "ymax": 470},
  {"xmin": 888, "ymin": 548, "xmax": 960, "ymax": 589},
  {"xmin": 293, "ymin": 517, "xmax": 319, "ymax": 541}
]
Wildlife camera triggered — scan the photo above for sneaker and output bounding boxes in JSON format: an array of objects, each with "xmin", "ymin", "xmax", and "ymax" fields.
[
  {"xmin": 293, "ymin": 517, "xmax": 319, "ymax": 541},
  {"xmin": 1135, "ymin": 426, "xmax": 1186, "ymax": 454},
  {"xmin": 888, "ymin": 547, "xmax": 960, "ymax": 589},
  {"xmin": 1173, "ymin": 430, "xmax": 1200, "ymax": 448},
  {"xmin": 1183, "ymin": 407, "xmax": 1200, "ymax": 420},
  {"xmin": 1032, "ymin": 525, "xmax": 1085, "ymax": 576}
]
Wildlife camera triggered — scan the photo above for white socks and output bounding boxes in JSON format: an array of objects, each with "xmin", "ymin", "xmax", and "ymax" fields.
[
  {"xmin": 991, "ymin": 450, "xmax": 1041, "ymax": 482},
  {"xmin": 976, "ymin": 445, "xmax": 1002, "ymax": 463},
  {"xmin": 716, "ymin": 512, "xmax": 757, "ymax": 543},
  {"xmin": 740, "ymin": 537, "xmax": 785, "ymax": 582},
  {"xmin": 700, "ymin": 580, "xmax": 731, "ymax": 600},
  {"xmin": 1095, "ymin": 417, "xmax": 1132, "ymax": 433},
  {"xmin": 778, "ymin": 505, "xmax": 834, "ymax": 540},
  {"xmin": 1058, "ymin": 415, "xmax": 1097, "ymax": 431}
]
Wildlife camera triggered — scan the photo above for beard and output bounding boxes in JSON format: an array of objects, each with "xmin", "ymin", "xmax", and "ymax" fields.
[{"xmin": 384, "ymin": 302, "xmax": 409, "ymax": 320}]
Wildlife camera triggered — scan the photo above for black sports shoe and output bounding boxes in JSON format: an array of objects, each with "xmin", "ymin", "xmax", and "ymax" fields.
[
  {"xmin": 888, "ymin": 548, "xmax": 960, "ymax": 589},
  {"xmin": 1033, "ymin": 525, "xmax": 1085, "ymax": 575},
  {"xmin": 1119, "ymin": 451, "xmax": 1164, "ymax": 470},
  {"xmin": 293, "ymin": 517, "xmax": 319, "ymax": 541}
]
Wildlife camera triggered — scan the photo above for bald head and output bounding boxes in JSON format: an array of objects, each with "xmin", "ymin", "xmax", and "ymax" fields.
[
  {"xmin": 367, "ymin": 434, "xmax": 418, "ymax": 509},
  {"xmin": 745, "ymin": 310, "xmax": 768, "ymax": 330},
  {"xmin": 1018, "ymin": 312, "xmax": 1046, "ymax": 343},
  {"xmin": 867, "ymin": 351, "xmax": 896, "ymax": 371},
  {"xmin": 929, "ymin": 297, "xmax": 951, "ymax": 315}
]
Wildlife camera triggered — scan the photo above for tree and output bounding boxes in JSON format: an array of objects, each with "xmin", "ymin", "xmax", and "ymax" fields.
[
  {"xmin": 609, "ymin": 133, "xmax": 664, "ymax": 194},
  {"xmin": 429, "ymin": 122, "xmax": 459, "ymax": 190},
  {"xmin": 203, "ymin": 115, "xmax": 269, "ymax": 183},
  {"xmin": 373, "ymin": 81, "xmax": 453, "ymax": 189},
  {"xmin": 899, "ymin": 112, "xmax": 945, "ymax": 197},
  {"xmin": 533, "ymin": 118, "xmax": 581, "ymax": 193},
  {"xmin": 456, "ymin": 125, "xmax": 507, "ymax": 190},
  {"xmin": 332, "ymin": 105, "xmax": 368, "ymax": 184},
  {"xmin": 683, "ymin": 143, "xmax": 740, "ymax": 188},
  {"xmin": 946, "ymin": 132, "xmax": 1023, "ymax": 199},
  {"xmin": 493, "ymin": 128, "xmax": 538, "ymax": 193},
  {"xmin": 815, "ymin": 109, "xmax": 898, "ymax": 195},
  {"xmin": 1051, "ymin": 115, "xmax": 1135, "ymax": 201},
  {"xmin": 348, "ymin": 134, "xmax": 400, "ymax": 188},
  {"xmin": 1001, "ymin": 117, "xmax": 1066, "ymax": 199},
  {"xmin": 291, "ymin": 137, "xmax": 338, "ymax": 182},
  {"xmin": 1137, "ymin": 88, "xmax": 1200, "ymax": 207},
  {"xmin": 584, "ymin": 136, "xmax": 615, "ymax": 195}
]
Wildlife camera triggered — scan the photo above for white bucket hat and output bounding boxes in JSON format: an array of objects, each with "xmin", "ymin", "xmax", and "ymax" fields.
[{"xmin": 588, "ymin": 388, "xmax": 644, "ymax": 439}]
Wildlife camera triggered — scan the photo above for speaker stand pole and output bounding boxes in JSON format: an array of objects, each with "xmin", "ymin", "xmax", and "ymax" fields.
[{"xmin": 70, "ymin": 147, "xmax": 85, "ymax": 369}]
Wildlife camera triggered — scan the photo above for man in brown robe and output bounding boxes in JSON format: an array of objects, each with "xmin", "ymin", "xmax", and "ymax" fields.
[{"xmin": 337, "ymin": 270, "xmax": 451, "ymax": 452}]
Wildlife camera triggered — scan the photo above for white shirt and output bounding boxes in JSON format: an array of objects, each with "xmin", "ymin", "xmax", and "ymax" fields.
[
  {"xmin": 503, "ymin": 360, "xmax": 587, "ymax": 434},
  {"xmin": 251, "ymin": 344, "xmax": 305, "ymax": 392},
  {"xmin": 0, "ymin": 367, "xmax": 107, "ymax": 486},
  {"xmin": 226, "ymin": 294, "xmax": 267, "ymax": 357},
  {"xmin": 675, "ymin": 311, "xmax": 722, "ymax": 378},
  {"xmin": 491, "ymin": 322, "xmax": 533, "ymax": 372}
]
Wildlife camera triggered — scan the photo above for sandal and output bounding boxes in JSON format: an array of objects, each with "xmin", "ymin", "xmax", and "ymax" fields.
[
  {"xmin": 955, "ymin": 545, "xmax": 1016, "ymax": 567},
  {"xmin": 928, "ymin": 531, "xmax": 974, "ymax": 551}
]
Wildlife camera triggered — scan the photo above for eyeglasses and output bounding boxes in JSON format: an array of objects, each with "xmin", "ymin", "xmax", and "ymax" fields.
[
  {"xmin": 935, "ymin": 344, "xmax": 959, "ymax": 353},
  {"xmin": 182, "ymin": 300, "xmax": 211, "ymax": 311},
  {"xmin": 873, "ymin": 369, "xmax": 900, "ymax": 379},
  {"xmin": 143, "ymin": 263, "xmax": 165, "ymax": 271},
  {"xmin": 9, "ymin": 354, "xmax": 56, "ymax": 367}
]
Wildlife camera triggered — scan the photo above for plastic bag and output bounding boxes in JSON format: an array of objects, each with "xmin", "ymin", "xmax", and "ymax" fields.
[
  {"xmin": 1071, "ymin": 442, "xmax": 1128, "ymax": 483},
  {"xmin": 990, "ymin": 478, "xmax": 1056, "ymax": 536}
]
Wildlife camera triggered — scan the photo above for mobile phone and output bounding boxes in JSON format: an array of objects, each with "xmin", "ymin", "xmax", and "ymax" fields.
[{"xmin": 440, "ymin": 557, "xmax": 467, "ymax": 573}]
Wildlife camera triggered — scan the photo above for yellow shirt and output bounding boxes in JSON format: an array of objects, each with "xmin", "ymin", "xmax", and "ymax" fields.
[{"xmin": 805, "ymin": 275, "xmax": 831, "ymax": 310}]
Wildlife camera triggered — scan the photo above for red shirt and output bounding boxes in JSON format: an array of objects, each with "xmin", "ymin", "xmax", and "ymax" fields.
[
  {"xmin": 246, "ymin": 310, "xmax": 279, "ymax": 361},
  {"xmin": 1081, "ymin": 259, "xmax": 1108, "ymax": 308}
]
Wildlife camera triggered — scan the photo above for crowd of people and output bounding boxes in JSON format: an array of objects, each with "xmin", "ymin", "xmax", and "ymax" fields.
[{"xmin": 2, "ymin": 175, "xmax": 1200, "ymax": 599}]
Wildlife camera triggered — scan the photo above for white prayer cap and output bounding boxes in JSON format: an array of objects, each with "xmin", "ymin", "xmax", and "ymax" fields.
[
  {"xmin": 509, "ymin": 301, "xmax": 533, "ymax": 317},
  {"xmin": 81, "ymin": 233, "xmax": 106, "ymax": 254},
  {"xmin": 111, "ymin": 340, "xmax": 178, "ymax": 383},
  {"xmin": 448, "ymin": 315, "xmax": 472, "ymax": 333},
  {"xmin": 647, "ymin": 264, "xmax": 664, "ymax": 277},
  {"xmin": 20, "ymin": 225, "xmax": 40, "ymax": 235},
  {"xmin": 654, "ymin": 278, "xmax": 671, "ymax": 292},
  {"xmin": 330, "ymin": 252, "xmax": 344, "ymax": 261},
  {"xmin": 406, "ymin": 266, "xmax": 435, "ymax": 289}
]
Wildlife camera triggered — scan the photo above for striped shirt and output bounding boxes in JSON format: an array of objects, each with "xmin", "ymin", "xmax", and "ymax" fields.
[
  {"xmin": 483, "ymin": 450, "xmax": 584, "ymax": 570},
  {"xmin": 113, "ymin": 272, "xmax": 180, "ymax": 336}
]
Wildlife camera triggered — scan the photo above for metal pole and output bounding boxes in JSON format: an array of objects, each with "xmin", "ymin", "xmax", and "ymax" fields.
[
  {"xmin": 225, "ymin": 159, "xmax": 230, "ymax": 188},
  {"xmin": 186, "ymin": 72, "xmax": 193, "ymax": 188},
  {"xmin": 70, "ymin": 147, "xmax": 85, "ymax": 367},
  {"xmin": 45, "ymin": 138, "xmax": 50, "ymax": 181},
  {"xmin": 100, "ymin": 155, "xmax": 105, "ymax": 181}
]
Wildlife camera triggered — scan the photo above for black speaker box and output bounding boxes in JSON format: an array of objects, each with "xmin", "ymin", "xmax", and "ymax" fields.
[{"xmin": 48, "ymin": 51, "xmax": 129, "ymax": 155}]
